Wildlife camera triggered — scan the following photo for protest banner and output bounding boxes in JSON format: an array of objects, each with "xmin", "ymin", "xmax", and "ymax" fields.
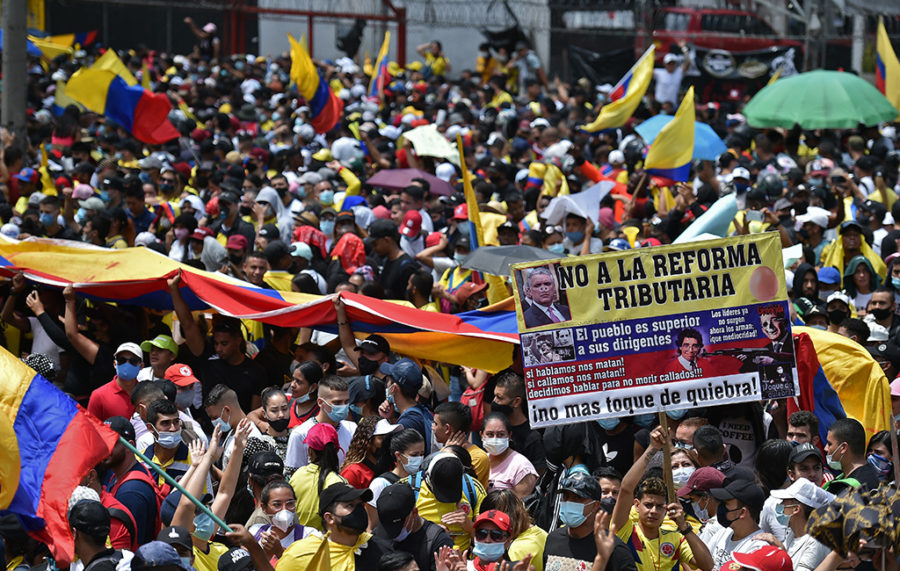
[{"xmin": 511, "ymin": 233, "xmax": 798, "ymax": 428}]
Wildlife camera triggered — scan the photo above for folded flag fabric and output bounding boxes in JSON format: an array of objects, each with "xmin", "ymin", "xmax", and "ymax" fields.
[
  {"xmin": 65, "ymin": 68, "xmax": 179, "ymax": 144},
  {"xmin": 0, "ymin": 346, "xmax": 118, "ymax": 565},
  {"xmin": 643, "ymin": 86, "xmax": 695, "ymax": 183},
  {"xmin": 91, "ymin": 49, "xmax": 138, "ymax": 86},
  {"xmin": 288, "ymin": 34, "xmax": 343, "ymax": 134},
  {"xmin": 582, "ymin": 46, "xmax": 654, "ymax": 132}
]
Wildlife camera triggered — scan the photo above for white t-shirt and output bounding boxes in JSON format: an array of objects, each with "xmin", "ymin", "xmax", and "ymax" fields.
[
  {"xmin": 368, "ymin": 475, "xmax": 394, "ymax": 507},
  {"xmin": 562, "ymin": 235, "xmax": 603, "ymax": 255},
  {"xmin": 284, "ymin": 417, "xmax": 357, "ymax": 472},
  {"xmin": 785, "ymin": 531, "xmax": 831, "ymax": 571},
  {"xmin": 708, "ymin": 528, "xmax": 768, "ymax": 570},
  {"xmin": 698, "ymin": 516, "xmax": 724, "ymax": 545},
  {"xmin": 718, "ymin": 417, "xmax": 758, "ymax": 468},
  {"xmin": 27, "ymin": 316, "xmax": 63, "ymax": 370},
  {"xmin": 653, "ymin": 67, "xmax": 684, "ymax": 106}
]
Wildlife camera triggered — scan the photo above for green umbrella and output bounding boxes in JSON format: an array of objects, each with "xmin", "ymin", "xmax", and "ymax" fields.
[{"xmin": 744, "ymin": 70, "xmax": 899, "ymax": 129}]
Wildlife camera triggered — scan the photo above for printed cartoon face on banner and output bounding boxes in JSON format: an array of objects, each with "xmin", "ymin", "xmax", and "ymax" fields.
[{"xmin": 510, "ymin": 233, "xmax": 799, "ymax": 428}]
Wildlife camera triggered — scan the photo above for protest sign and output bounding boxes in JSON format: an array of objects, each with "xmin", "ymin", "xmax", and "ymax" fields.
[{"xmin": 511, "ymin": 233, "xmax": 798, "ymax": 428}]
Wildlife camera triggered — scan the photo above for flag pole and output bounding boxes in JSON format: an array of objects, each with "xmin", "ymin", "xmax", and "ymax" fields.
[{"xmin": 118, "ymin": 437, "xmax": 233, "ymax": 533}]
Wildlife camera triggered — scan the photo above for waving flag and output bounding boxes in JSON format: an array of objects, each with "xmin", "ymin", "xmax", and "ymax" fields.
[
  {"xmin": 91, "ymin": 49, "xmax": 138, "ymax": 86},
  {"xmin": 643, "ymin": 86, "xmax": 695, "ymax": 183},
  {"xmin": 582, "ymin": 46, "xmax": 654, "ymax": 133},
  {"xmin": 0, "ymin": 347, "xmax": 118, "ymax": 565},
  {"xmin": 877, "ymin": 18, "xmax": 900, "ymax": 118},
  {"xmin": 457, "ymin": 134, "xmax": 485, "ymax": 252},
  {"xmin": 66, "ymin": 68, "xmax": 179, "ymax": 144},
  {"xmin": 288, "ymin": 33, "xmax": 343, "ymax": 134},
  {"xmin": 786, "ymin": 331, "xmax": 846, "ymax": 444},
  {"xmin": 368, "ymin": 31, "xmax": 392, "ymax": 99}
]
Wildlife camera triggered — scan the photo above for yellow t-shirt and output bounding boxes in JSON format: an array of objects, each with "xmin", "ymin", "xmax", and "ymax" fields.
[
  {"xmin": 439, "ymin": 266, "xmax": 473, "ymax": 295},
  {"xmin": 467, "ymin": 443, "xmax": 491, "ymax": 490},
  {"xmin": 425, "ymin": 53, "xmax": 450, "ymax": 77},
  {"xmin": 290, "ymin": 464, "xmax": 347, "ymax": 531},
  {"xmin": 277, "ymin": 532, "xmax": 371, "ymax": 571},
  {"xmin": 263, "ymin": 270, "xmax": 294, "ymax": 292},
  {"xmin": 509, "ymin": 525, "xmax": 548, "ymax": 571},
  {"xmin": 192, "ymin": 541, "xmax": 230, "ymax": 571},
  {"xmin": 411, "ymin": 476, "xmax": 485, "ymax": 551},
  {"xmin": 616, "ymin": 516, "xmax": 694, "ymax": 571}
]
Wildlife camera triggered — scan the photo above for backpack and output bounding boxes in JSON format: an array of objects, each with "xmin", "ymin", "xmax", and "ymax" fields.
[
  {"xmin": 108, "ymin": 466, "xmax": 166, "ymax": 535},
  {"xmin": 460, "ymin": 385, "xmax": 486, "ymax": 435},
  {"xmin": 377, "ymin": 472, "xmax": 402, "ymax": 485},
  {"xmin": 406, "ymin": 470, "xmax": 479, "ymax": 510}
]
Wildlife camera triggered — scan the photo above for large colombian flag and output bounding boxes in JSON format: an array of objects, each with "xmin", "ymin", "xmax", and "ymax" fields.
[
  {"xmin": 288, "ymin": 34, "xmax": 343, "ymax": 134},
  {"xmin": 877, "ymin": 18, "xmax": 900, "ymax": 120},
  {"xmin": 582, "ymin": 46, "xmax": 654, "ymax": 133},
  {"xmin": 643, "ymin": 86, "xmax": 695, "ymax": 183},
  {"xmin": 0, "ymin": 347, "xmax": 118, "ymax": 565},
  {"xmin": 368, "ymin": 31, "xmax": 392, "ymax": 99}
]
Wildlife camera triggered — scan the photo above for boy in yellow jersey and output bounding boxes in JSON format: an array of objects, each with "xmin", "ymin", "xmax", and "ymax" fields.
[{"xmin": 611, "ymin": 425, "xmax": 714, "ymax": 571}]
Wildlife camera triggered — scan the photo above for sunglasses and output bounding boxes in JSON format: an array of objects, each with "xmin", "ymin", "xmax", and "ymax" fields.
[
  {"xmin": 116, "ymin": 356, "xmax": 142, "ymax": 366},
  {"xmin": 474, "ymin": 528, "xmax": 507, "ymax": 541}
]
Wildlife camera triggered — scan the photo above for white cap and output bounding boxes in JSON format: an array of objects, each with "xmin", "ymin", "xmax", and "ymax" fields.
[
  {"xmin": 373, "ymin": 418, "xmax": 403, "ymax": 436},
  {"xmin": 530, "ymin": 118, "xmax": 550, "ymax": 129},
  {"xmin": 608, "ymin": 150, "xmax": 625, "ymax": 165},
  {"xmin": 379, "ymin": 125, "xmax": 402, "ymax": 140},
  {"xmin": 115, "ymin": 342, "xmax": 143, "ymax": 359},
  {"xmin": 663, "ymin": 53, "xmax": 680, "ymax": 64},
  {"xmin": 795, "ymin": 206, "xmax": 830, "ymax": 229},
  {"xmin": 867, "ymin": 321, "xmax": 889, "ymax": 342},
  {"xmin": 826, "ymin": 291, "xmax": 852, "ymax": 308},
  {"xmin": 731, "ymin": 167, "xmax": 751, "ymax": 181},
  {"xmin": 290, "ymin": 242, "xmax": 313, "ymax": 261},
  {"xmin": 435, "ymin": 163, "xmax": 456, "ymax": 182},
  {"xmin": 770, "ymin": 478, "xmax": 835, "ymax": 508}
]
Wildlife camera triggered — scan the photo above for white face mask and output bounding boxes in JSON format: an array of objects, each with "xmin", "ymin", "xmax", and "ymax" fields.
[
  {"xmin": 271, "ymin": 509, "xmax": 294, "ymax": 532},
  {"xmin": 672, "ymin": 466, "xmax": 696, "ymax": 488},
  {"xmin": 482, "ymin": 437, "xmax": 509, "ymax": 456}
]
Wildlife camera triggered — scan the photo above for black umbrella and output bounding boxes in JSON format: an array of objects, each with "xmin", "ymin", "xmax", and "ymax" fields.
[{"xmin": 462, "ymin": 245, "xmax": 561, "ymax": 277}]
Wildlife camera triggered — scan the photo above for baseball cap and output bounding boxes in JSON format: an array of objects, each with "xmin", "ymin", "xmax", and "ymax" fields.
[
  {"xmin": 789, "ymin": 442, "xmax": 823, "ymax": 465},
  {"xmin": 115, "ymin": 342, "xmax": 143, "ymax": 359},
  {"xmin": 369, "ymin": 219, "xmax": 399, "ymax": 240},
  {"xmin": 663, "ymin": 53, "xmax": 679, "ymax": 64},
  {"xmin": 376, "ymin": 483, "xmax": 416, "ymax": 538},
  {"xmin": 424, "ymin": 452, "xmax": 463, "ymax": 503},
  {"xmin": 79, "ymin": 197, "xmax": 106, "ymax": 211},
  {"xmin": 435, "ymin": 163, "xmax": 456, "ymax": 183},
  {"xmin": 453, "ymin": 204, "xmax": 468, "ymax": 220},
  {"xmin": 839, "ymin": 220, "xmax": 864, "ymax": 234},
  {"xmin": 677, "ymin": 466, "xmax": 726, "ymax": 497},
  {"xmin": 354, "ymin": 334, "xmax": 390, "ymax": 356},
  {"xmin": 400, "ymin": 210, "xmax": 422, "ymax": 238},
  {"xmin": 349, "ymin": 375, "xmax": 385, "ymax": 405},
  {"xmin": 452, "ymin": 281, "xmax": 488, "ymax": 306},
  {"xmin": 868, "ymin": 342, "xmax": 900, "ymax": 370},
  {"xmin": 558, "ymin": 471, "xmax": 603, "ymax": 501},
  {"xmin": 141, "ymin": 334, "xmax": 178, "ymax": 355},
  {"xmin": 218, "ymin": 547, "xmax": 252, "ymax": 571},
  {"xmin": 474, "ymin": 509, "xmax": 511, "ymax": 533},
  {"xmin": 68, "ymin": 500, "xmax": 110, "ymax": 538},
  {"xmin": 711, "ymin": 479, "xmax": 765, "ymax": 512},
  {"xmin": 263, "ymin": 239, "xmax": 291, "ymax": 262},
  {"xmin": 304, "ymin": 422, "xmax": 339, "ymax": 452},
  {"xmin": 319, "ymin": 482, "xmax": 373, "ymax": 517},
  {"xmin": 818, "ymin": 267, "xmax": 841, "ymax": 286},
  {"xmin": 728, "ymin": 546, "xmax": 793, "ymax": 571},
  {"xmin": 226, "ymin": 234, "xmax": 249, "ymax": 251},
  {"xmin": 795, "ymin": 206, "xmax": 829, "ymax": 230},
  {"xmin": 218, "ymin": 190, "xmax": 239, "ymax": 205},
  {"xmin": 164, "ymin": 363, "xmax": 199, "ymax": 387},
  {"xmin": 190, "ymin": 227, "xmax": 215, "ymax": 241},
  {"xmin": 379, "ymin": 358, "xmax": 424, "ymax": 393},
  {"xmin": 248, "ymin": 451, "xmax": 284, "ymax": 478},
  {"xmin": 825, "ymin": 291, "xmax": 852, "ymax": 307},
  {"xmin": 257, "ymin": 224, "xmax": 280, "ymax": 241},
  {"xmin": 373, "ymin": 418, "xmax": 402, "ymax": 436},
  {"xmin": 133, "ymin": 541, "xmax": 190, "ymax": 571},
  {"xmin": 731, "ymin": 167, "xmax": 751, "ymax": 181},
  {"xmin": 138, "ymin": 156, "xmax": 163, "ymax": 170},
  {"xmin": 290, "ymin": 242, "xmax": 313, "ymax": 261},
  {"xmin": 72, "ymin": 184, "xmax": 95, "ymax": 200},
  {"xmin": 770, "ymin": 477, "xmax": 834, "ymax": 509},
  {"xmin": 104, "ymin": 416, "xmax": 136, "ymax": 442},
  {"xmin": 157, "ymin": 526, "xmax": 192, "ymax": 550}
]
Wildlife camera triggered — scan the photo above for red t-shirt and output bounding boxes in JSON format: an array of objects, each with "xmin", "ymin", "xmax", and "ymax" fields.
[
  {"xmin": 87, "ymin": 377, "xmax": 135, "ymax": 421},
  {"xmin": 340, "ymin": 462, "xmax": 375, "ymax": 490},
  {"xmin": 100, "ymin": 490, "xmax": 137, "ymax": 551}
]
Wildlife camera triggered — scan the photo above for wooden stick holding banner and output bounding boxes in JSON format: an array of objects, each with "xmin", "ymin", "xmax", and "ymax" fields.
[
  {"xmin": 890, "ymin": 419, "xmax": 900, "ymax": 486},
  {"xmin": 658, "ymin": 411, "xmax": 675, "ymax": 504}
]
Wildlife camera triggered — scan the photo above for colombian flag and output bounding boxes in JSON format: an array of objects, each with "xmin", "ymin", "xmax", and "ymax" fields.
[
  {"xmin": 65, "ymin": 68, "xmax": 179, "ymax": 144},
  {"xmin": 368, "ymin": 32, "xmax": 392, "ymax": 99},
  {"xmin": 643, "ymin": 86, "xmax": 695, "ymax": 183},
  {"xmin": 0, "ymin": 347, "xmax": 118, "ymax": 565},
  {"xmin": 288, "ymin": 34, "xmax": 343, "ymax": 134},
  {"xmin": 877, "ymin": 18, "xmax": 900, "ymax": 119},
  {"xmin": 582, "ymin": 46, "xmax": 654, "ymax": 133}
]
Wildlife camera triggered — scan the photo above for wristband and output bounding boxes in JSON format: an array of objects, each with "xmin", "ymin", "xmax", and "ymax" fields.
[{"xmin": 679, "ymin": 526, "xmax": 693, "ymax": 535}]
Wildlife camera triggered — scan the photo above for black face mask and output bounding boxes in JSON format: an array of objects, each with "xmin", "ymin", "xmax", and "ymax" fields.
[
  {"xmin": 336, "ymin": 502, "xmax": 368, "ymax": 533},
  {"xmin": 871, "ymin": 307, "xmax": 893, "ymax": 321},
  {"xmin": 195, "ymin": 175, "xmax": 209, "ymax": 189},
  {"xmin": 267, "ymin": 417, "xmax": 290, "ymax": 433},
  {"xmin": 717, "ymin": 502, "xmax": 737, "ymax": 528},
  {"xmin": 229, "ymin": 254, "xmax": 244, "ymax": 265},
  {"xmin": 358, "ymin": 356, "xmax": 379, "ymax": 376},
  {"xmin": 491, "ymin": 401, "xmax": 514, "ymax": 417},
  {"xmin": 239, "ymin": 205, "xmax": 253, "ymax": 216},
  {"xmin": 827, "ymin": 309, "xmax": 849, "ymax": 325}
]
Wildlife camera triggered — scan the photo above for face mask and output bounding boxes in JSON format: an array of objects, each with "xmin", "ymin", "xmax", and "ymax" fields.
[
  {"xmin": 239, "ymin": 205, "xmax": 253, "ymax": 216},
  {"xmin": 193, "ymin": 512, "xmax": 215, "ymax": 541},
  {"xmin": 349, "ymin": 404, "xmax": 363, "ymax": 418},
  {"xmin": 827, "ymin": 309, "xmax": 849, "ymax": 325},
  {"xmin": 228, "ymin": 254, "xmax": 244, "ymax": 266},
  {"xmin": 867, "ymin": 453, "xmax": 893, "ymax": 478},
  {"xmin": 294, "ymin": 388, "xmax": 313, "ymax": 403},
  {"xmin": 268, "ymin": 417, "xmax": 290, "ymax": 433},
  {"xmin": 431, "ymin": 430, "xmax": 443, "ymax": 453},
  {"xmin": 336, "ymin": 502, "xmax": 368, "ymax": 533},
  {"xmin": 734, "ymin": 182, "xmax": 751, "ymax": 193},
  {"xmin": 491, "ymin": 401, "xmax": 514, "ymax": 418},
  {"xmin": 871, "ymin": 308, "xmax": 893, "ymax": 321},
  {"xmin": 402, "ymin": 454, "xmax": 423, "ymax": 475},
  {"xmin": 175, "ymin": 389, "xmax": 194, "ymax": 409},
  {"xmin": 325, "ymin": 401, "xmax": 349, "ymax": 423},
  {"xmin": 116, "ymin": 362, "xmax": 141, "ymax": 381},
  {"xmin": 40, "ymin": 213, "xmax": 55, "ymax": 228},
  {"xmin": 892, "ymin": 277, "xmax": 900, "ymax": 289},
  {"xmin": 358, "ymin": 356, "xmax": 379, "ymax": 375},
  {"xmin": 672, "ymin": 466, "xmax": 695, "ymax": 488},
  {"xmin": 174, "ymin": 228, "xmax": 189, "ymax": 241},
  {"xmin": 156, "ymin": 429, "xmax": 182, "ymax": 449},
  {"xmin": 691, "ymin": 500, "xmax": 709, "ymax": 523},
  {"xmin": 774, "ymin": 503, "xmax": 789, "ymax": 527},
  {"xmin": 826, "ymin": 445, "xmax": 844, "ymax": 471},
  {"xmin": 473, "ymin": 541, "xmax": 506, "ymax": 562},
  {"xmin": 483, "ymin": 437, "xmax": 509, "ymax": 456},
  {"xmin": 454, "ymin": 252, "xmax": 469, "ymax": 266},
  {"xmin": 667, "ymin": 409, "xmax": 688, "ymax": 420},
  {"xmin": 180, "ymin": 557, "xmax": 192, "ymax": 569},
  {"xmin": 386, "ymin": 389, "xmax": 400, "ymax": 413},
  {"xmin": 319, "ymin": 190, "xmax": 334, "ymax": 205},
  {"xmin": 558, "ymin": 500, "xmax": 590, "ymax": 527},
  {"xmin": 394, "ymin": 524, "xmax": 411, "ymax": 542},
  {"xmin": 547, "ymin": 242, "xmax": 566, "ymax": 255},
  {"xmin": 272, "ymin": 509, "xmax": 294, "ymax": 532},
  {"xmin": 160, "ymin": 183, "xmax": 175, "ymax": 194},
  {"xmin": 717, "ymin": 502, "xmax": 738, "ymax": 528},
  {"xmin": 633, "ymin": 414, "xmax": 655, "ymax": 428},
  {"xmin": 139, "ymin": 172, "xmax": 151, "ymax": 184},
  {"xmin": 320, "ymin": 220, "xmax": 335, "ymax": 236},
  {"xmin": 566, "ymin": 231, "xmax": 584, "ymax": 244},
  {"xmin": 212, "ymin": 416, "xmax": 231, "ymax": 434},
  {"xmin": 809, "ymin": 177, "xmax": 824, "ymax": 187},
  {"xmin": 597, "ymin": 417, "xmax": 620, "ymax": 430}
]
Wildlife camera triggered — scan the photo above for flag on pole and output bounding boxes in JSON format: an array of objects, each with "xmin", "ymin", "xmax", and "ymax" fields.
[
  {"xmin": 582, "ymin": 46, "xmax": 655, "ymax": 132},
  {"xmin": 643, "ymin": 86, "xmax": 695, "ymax": 183},
  {"xmin": 877, "ymin": 17, "xmax": 900, "ymax": 118},
  {"xmin": 368, "ymin": 32, "xmax": 392, "ymax": 99},
  {"xmin": 91, "ymin": 49, "xmax": 137, "ymax": 86},
  {"xmin": 288, "ymin": 33, "xmax": 343, "ymax": 134}
]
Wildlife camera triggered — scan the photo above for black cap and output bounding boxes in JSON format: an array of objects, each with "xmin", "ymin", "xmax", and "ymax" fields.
[
  {"xmin": 558, "ymin": 471, "xmax": 603, "ymax": 501},
  {"xmin": 157, "ymin": 526, "xmax": 192, "ymax": 550},
  {"xmin": 248, "ymin": 451, "xmax": 284, "ymax": 477},
  {"xmin": 424, "ymin": 452, "xmax": 463, "ymax": 504},
  {"xmin": 335, "ymin": 211, "xmax": 356, "ymax": 225},
  {"xmin": 263, "ymin": 239, "xmax": 291, "ymax": 263},
  {"xmin": 839, "ymin": 220, "xmax": 864, "ymax": 234},
  {"xmin": 319, "ymin": 482, "xmax": 373, "ymax": 517},
  {"xmin": 219, "ymin": 191, "xmax": 239, "ymax": 205},
  {"xmin": 868, "ymin": 342, "xmax": 900, "ymax": 370},
  {"xmin": 368, "ymin": 219, "xmax": 398, "ymax": 240},
  {"xmin": 68, "ymin": 500, "xmax": 111, "ymax": 538},
  {"xmin": 711, "ymin": 479, "xmax": 765, "ymax": 513},
  {"xmin": 348, "ymin": 375, "xmax": 385, "ymax": 405},
  {"xmin": 218, "ymin": 547, "xmax": 252, "ymax": 571},
  {"xmin": 104, "ymin": 416, "xmax": 135, "ymax": 442},
  {"xmin": 258, "ymin": 223, "xmax": 280, "ymax": 241},
  {"xmin": 789, "ymin": 442, "xmax": 824, "ymax": 465},
  {"xmin": 376, "ymin": 483, "xmax": 415, "ymax": 538},
  {"xmin": 102, "ymin": 176, "xmax": 125, "ymax": 192},
  {"xmin": 354, "ymin": 334, "xmax": 390, "ymax": 355}
]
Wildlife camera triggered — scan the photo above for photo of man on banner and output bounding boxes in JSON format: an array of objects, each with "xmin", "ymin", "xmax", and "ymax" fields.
[{"xmin": 520, "ymin": 265, "xmax": 571, "ymax": 329}]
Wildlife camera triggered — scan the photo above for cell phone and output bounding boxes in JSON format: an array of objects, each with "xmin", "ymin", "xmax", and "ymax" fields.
[{"xmin": 746, "ymin": 210, "xmax": 764, "ymax": 222}]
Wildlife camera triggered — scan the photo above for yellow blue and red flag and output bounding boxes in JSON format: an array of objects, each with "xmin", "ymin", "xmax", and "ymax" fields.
[
  {"xmin": 643, "ymin": 86, "xmax": 695, "ymax": 183},
  {"xmin": 0, "ymin": 347, "xmax": 118, "ymax": 565},
  {"xmin": 582, "ymin": 46, "xmax": 654, "ymax": 133},
  {"xmin": 877, "ymin": 18, "xmax": 900, "ymax": 118},
  {"xmin": 368, "ymin": 32, "xmax": 392, "ymax": 99},
  {"xmin": 288, "ymin": 34, "xmax": 343, "ymax": 134}
]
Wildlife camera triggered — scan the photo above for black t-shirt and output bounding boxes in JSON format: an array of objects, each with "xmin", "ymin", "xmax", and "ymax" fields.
[
  {"xmin": 510, "ymin": 420, "xmax": 546, "ymax": 472},
  {"xmin": 543, "ymin": 526, "xmax": 636, "ymax": 571},
  {"xmin": 595, "ymin": 424, "xmax": 638, "ymax": 476},
  {"xmin": 254, "ymin": 344, "xmax": 293, "ymax": 391},
  {"xmin": 378, "ymin": 253, "xmax": 419, "ymax": 300},
  {"xmin": 374, "ymin": 519, "xmax": 453, "ymax": 571},
  {"xmin": 90, "ymin": 342, "xmax": 117, "ymax": 392},
  {"xmin": 199, "ymin": 344, "xmax": 268, "ymax": 413},
  {"xmin": 848, "ymin": 463, "xmax": 882, "ymax": 491},
  {"xmin": 354, "ymin": 533, "xmax": 393, "ymax": 568}
]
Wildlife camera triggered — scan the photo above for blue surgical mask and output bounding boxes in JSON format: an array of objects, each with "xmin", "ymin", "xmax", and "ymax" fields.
[
  {"xmin": 402, "ymin": 453, "xmax": 423, "ymax": 475},
  {"xmin": 558, "ymin": 500, "xmax": 590, "ymax": 527},
  {"xmin": 596, "ymin": 417, "xmax": 620, "ymax": 430},
  {"xmin": 774, "ymin": 503, "xmax": 789, "ymax": 526},
  {"xmin": 892, "ymin": 277, "xmax": 900, "ymax": 289},
  {"xmin": 99, "ymin": 190, "xmax": 110, "ymax": 202},
  {"xmin": 809, "ymin": 177, "xmax": 824, "ymax": 188},
  {"xmin": 454, "ymin": 252, "xmax": 469, "ymax": 266},
  {"xmin": 319, "ymin": 190, "xmax": 334, "ymax": 205},
  {"xmin": 633, "ymin": 413, "xmax": 655, "ymax": 428},
  {"xmin": 691, "ymin": 500, "xmax": 709, "ymax": 522},
  {"xmin": 39, "ymin": 213, "xmax": 55, "ymax": 228},
  {"xmin": 116, "ymin": 362, "xmax": 140, "ymax": 381},
  {"xmin": 156, "ymin": 429, "xmax": 182, "ymax": 449},
  {"xmin": 734, "ymin": 182, "xmax": 750, "ymax": 193},
  {"xmin": 326, "ymin": 401, "xmax": 349, "ymax": 423},
  {"xmin": 386, "ymin": 389, "xmax": 400, "ymax": 413},
  {"xmin": 566, "ymin": 231, "xmax": 584, "ymax": 244},
  {"xmin": 180, "ymin": 557, "xmax": 192, "ymax": 569},
  {"xmin": 473, "ymin": 541, "xmax": 506, "ymax": 562},
  {"xmin": 667, "ymin": 408, "xmax": 688, "ymax": 420},
  {"xmin": 320, "ymin": 220, "xmax": 335, "ymax": 236},
  {"xmin": 547, "ymin": 242, "xmax": 566, "ymax": 255},
  {"xmin": 212, "ymin": 416, "xmax": 231, "ymax": 434},
  {"xmin": 192, "ymin": 512, "xmax": 215, "ymax": 541},
  {"xmin": 349, "ymin": 403, "xmax": 363, "ymax": 417}
]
